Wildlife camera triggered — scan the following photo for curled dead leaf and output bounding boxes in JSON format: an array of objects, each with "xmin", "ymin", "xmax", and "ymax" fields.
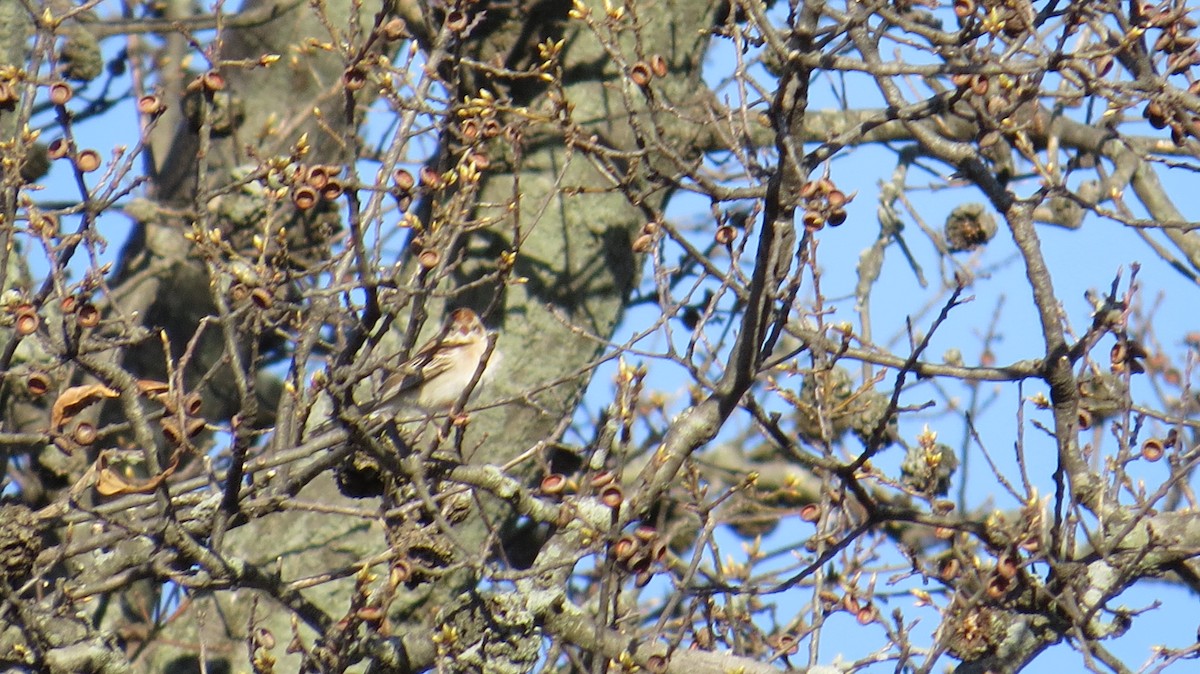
[
  {"xmin": 94, "ymin": 451, "xmax": 178, "ymax": 497},
  {"xmin": 52, "ymin": 384, "xmax": 118, "ymax": 430}
]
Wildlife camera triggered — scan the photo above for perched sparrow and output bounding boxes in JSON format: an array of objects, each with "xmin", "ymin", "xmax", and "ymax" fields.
[{"xmin": 363, "ymin": 308, "xmax": 495, "ymax": 419}]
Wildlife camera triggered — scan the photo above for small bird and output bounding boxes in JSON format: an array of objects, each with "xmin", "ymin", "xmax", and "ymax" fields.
[{"xmin": 364, "ymin": 308, "xmax": 496, "ymax": 419}]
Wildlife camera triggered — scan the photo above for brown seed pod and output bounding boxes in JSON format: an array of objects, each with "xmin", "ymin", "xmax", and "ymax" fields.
[
  {"xmin": 292, "ymin": 185, "xmax": 318, "ymax": 210},
  {"xmin": 255, "ymin": 628, "xmax": 276, "ymax": 650},
  {"xmin": 74, "ymin": 149, "xmax": 102, "ymax": 173},
  {"xmin": 305, "ymin": 165, "xmax": 330, "ymax": 189},
  {"xmin": 635, "ymin": 569, "xmax": 654, "ymax": 588},
  {"xmin": 469, "ymin": 151, "xmax": 490, "ymax": 170},
  {"xmin": 49, "ymin": 81, "xmax": 73, "ymax": 106},
  {"xmin": 645, "ymin": 654, "xmax": 668, "ymax": 674},
  {"xmin": 649, "ymin": 54, "xmax": 669, "ymax": 78},
  {"xmin": 0, "ymin": 81, "xmax": 13, "ymax": 106},
  {"xmin": 382, "ymin": 17, "xmax": 408, "ymax": 41},
  {"xmin": 15, "ymin": 310, "xmax": 38, "ymax": 336},
  {"xmin": 855, "ymin": 604, "xmax": 878, "ymax": 625},
  {"xmin": 827, "ymin": 189, "xmax": 848, "ymax": 209},
  {"xmin": 627, "ymin": 550, "xmax": 652, "ymax": 574},
  {"xmin": 460, "ymin": 117, "xmax": 480, "ymax": 141},
  {"xmin": 632, "ymin": 232, "xmax": 654, "ymax": 253},
  {"xmin": 186, "ymin": 417, "xmax": 206, "ymax": 438},
  {"xmin": 997, "ymin": 554, "xmax": 1019, "ymax": 579},
  {"xmin": 949, "ymin": 72, "xmax": 972, "ymax": 89},
  {"xmin": 202, "ymin": 70, "xmax": 226, "ymax": 92},
  {"xmin": 589, "ymin": 469, "xmax": 616, "ymax": 489},
  {"xmin": 799, "ymin": 503, "xmax": 820, "ymax": 522},
  {"xmin": 633, "ymin": 524, "xmax": 657, "ymax": 542},
  {"xmin": 250, "ymin": 286, "xmax": 274, "ymax": 310},
  {"xmin": 970, "ymin": 74, "xmax": 989, "ymax": 96},
  {"xmin": 827, "ymin": 208, "xmax": 848, "ymax": 227},
  {"xmin": 986, "ymin": 575, "xmax": 1010, "ymax": 599},
  {"xmin": 26, "ymin": 372, "xmax": 51, "ymax": 397},
  {"xmin": 229, "ymin": 282, "xmax": 250, "ymax": 303},
  {"xmin": 418, "ymin": 249, "xmax": 440, "ymax": 269},
  {"xmin": 1077, "ymin": 408, "xmax": 1093, "ymax": 431},
  {"xmin": 939, "ymin": 557, "xmax": 961, "ymax": 581},
  {"xmin": 1141, "ymin": 437, "xmax": 1165, "ymax": 462},
  {"xmin": 343, "ymin": 67, "xmax": 367, "ymax": 92},
  {"xmin": 799, "ymin": 180, "xmax": 820, "ymax": 199},
  {"xmin": 483, "ymin": 118, "xmax": 502, "ymax": 139},
  {"xmin": 715, "ymin": 225, "xmax": 736, "ymax": 245},
  {"xmin": 320, "ymin": 179, "xmax": 344, "ymax": 201},
  {"xmin": 600, "ymin": 484, "xmax": 623, "ymax": 508},
  {"xmin": 390, "ymin": 559, "xmax": 412, "ymax": 587},
  {"xmin": 1144, "ymin": 101, "xmax": 1168, "ymax": 129},
  {"xmin": 73, "ymin": 422, "xmax": 97, "ymax": 446},
  {"xmin": 613, "ymin": 534, "xmax": 640, "ymax": 562},
  {"xmin": 953, "ymin": 0, "xmax": 975, "ymax": 19},
  {"xmin": 137, "ymin": 94, "xmax": 164, "ymax": 116},
  {"xmin": 629, "ymin": 61, "xmax": 653, "ymax": 87},
  {"xmin": 393, "ymin": 168, "xmax": 415, "ymax": 192},
  {"xmin": 161, "ymin": 418, "xmax": 184, "ymax": 445},
  {"xmin": 816, "ymin": 177, "xmax": 835, "ymax": 195},
  {"xmin": 356, "ymin": 605, "xmax": 385, "ymax": 623},
  {"xmin": 541, "ymin": 473, "xmax": 568, "ymax": 495},
  {"xmin": 934, "ymin": 526, "xmax": 954, "ymax": 540},
  {"xmin": 76, "ymin": 303, "xmax": 100, "ymax": 328},
  {"xmin": 802, "ymin": 210, "xmax": 825, "ymax": 231},
  {"xmin": 445, "ymin": 9, "xmax": 468, "ymax": 32},
  {"xmin": 48, "ymin": 138, "xmax": 70, "ymax": 160},
  {"xmin": 183, "ymin": 391, "xmax": 204, "ymax": 417},
  {"xmin": 419, "ymin": 166, "xmax": 443, "ymax": 189}
]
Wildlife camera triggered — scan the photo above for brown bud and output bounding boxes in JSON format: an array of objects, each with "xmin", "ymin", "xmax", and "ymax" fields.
[
  {"xmin": 49, "ymin": 81, "xmax": 73, "ymax": 106},
  {"xmin": 292, "ymin": 185, "xmax": 318, "ymax": 210},
  {"xmin": 75, "ymin": 149, "xmax": 102, "ymax": 173},
  {"xmin": 343, "ymin": 67, "xmax": 367, "ymax": 92},
  {"xmin": 629, "ymin": 62, "xmax": 653, "ymax": 87},
  {"xmin": 77, "ymin": 303, "xmax": 100, "ymax": 328},
  {"xmin": 137, "ymin": 94, "xmax": 164, "ymax": 116}
]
